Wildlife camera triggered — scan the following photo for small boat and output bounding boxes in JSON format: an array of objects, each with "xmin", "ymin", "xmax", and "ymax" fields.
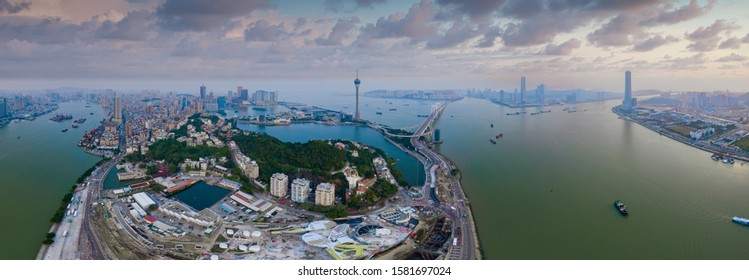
[
  {"xmin": 61, "ymin": 129, "xmax": 68, "ymax": 132},
  {"xmin": 496, "ymin": 133, "xmax": 503, "ymax": 138},
  {"xmin": 614, "ymin": 200, "xmax": 628, "ymax": 216},
  {"xmin": 711, "ymin": 153, "xmax": 722, "ymax": 161},
  {"xmin": 490, "ymin": 123, "xmax": 494, "ymax": 128},
  {"xmin": 389, "ymin": 108, "xmax": 397, "ymax": 111},
  {"xmin": 489, "ymin": 139, "xmax": 497, "ymax": 144},
  {"xmin": 722, "ymin": 157, "xmax": 735, "ymax": 164},
  {"xmin": 89, "ymin": 112, "xmax": 94, "ymax": 115},
  {"xmin": 417, "ymin": 114, "xmax": 428, "ymax": 117},
  {"xmin": 733, "ymin": 217, "xmax": 749, "ymax": 226},
  {"xmin": 376, "ymin": 112, "xmax": 383, "ymax": 115},
  {"xmin": 72, "ymin": 124, "xmax": 79, "ymax": 128},
  {"xmin": 541, "ymin": 110, "xmax": 551, "ymax": 113},
  {"xmin": 530, "ymin": 112, "xmax": 540, "ymax": 115}
]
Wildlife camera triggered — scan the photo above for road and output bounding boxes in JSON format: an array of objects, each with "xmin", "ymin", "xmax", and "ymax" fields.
[
  {"xmin": 409, "ymin": 102, "xmax": 479, "ymax": 260},
  {"xmin": 78, "ymin": 153, "xmax": 123, "ymax": 259}
]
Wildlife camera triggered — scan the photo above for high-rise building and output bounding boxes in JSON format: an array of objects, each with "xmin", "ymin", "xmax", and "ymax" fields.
[
  {"xmin": 315, "ymin": 183, "xmax": 335, "ymax": 206},
  {"xmin": 622, "ymin": 71, "xmax": 635, "ymax": 111},
  {"xmin": 270, "ymin": 173, "xmax": 289, "ymax": 198},
  {"xmin": 354, "ymin": 69, "xmax": 361, "ymax": 121},
  {"xmin": 113, "ymin": 94, "xmax": 123, "ymax": 124},
  {"xmin": 241, "ymin": 89, "xmax": 249, "ymax": 101},
  {"xmin": 0, "ymin": 98, "xmax": 7, "ymax": 118},
  {"xmin": 291, "ymin": 178, "xmax": 310, "ymax": 203},
  {"xmin": 200, "ymin": 85, "xmax": 206, "ymax": 100},
  {"xmin": 537, "ymin": 84, "xmax": 545, "ymax": 104},
  {"xmin": 520, "ymin": 76, "xmax": 526, "ymax": 105},
  {"xmin": 251, "ymin": 90, "xmax": 278, "ymax": 106},
  {"xmin": 217, "ymin": 96, "xmax": 226, "ymax": 110}
]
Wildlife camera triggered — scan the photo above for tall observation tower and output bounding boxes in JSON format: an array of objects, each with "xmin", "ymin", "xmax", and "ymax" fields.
[{"xmin": 354, "ymin": 69, "xmax": 361, "ymax": 121}]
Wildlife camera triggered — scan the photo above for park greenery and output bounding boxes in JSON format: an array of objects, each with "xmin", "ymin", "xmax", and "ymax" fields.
[
  {"xmin": 146, "ymin": 138, "xmax": 229, "ymax": 166},
  {"xmin": 302, "ymin": 203, "xmax": 348, "ymax": 219},
  {"xmin": 347, "ymin": 179, "xmax": 398, "ymax": 210}
]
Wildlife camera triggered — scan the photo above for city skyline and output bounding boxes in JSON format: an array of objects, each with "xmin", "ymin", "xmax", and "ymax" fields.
[{"xmin": 0, "ymin": 0, "xmax": 748, "ymax": 93}]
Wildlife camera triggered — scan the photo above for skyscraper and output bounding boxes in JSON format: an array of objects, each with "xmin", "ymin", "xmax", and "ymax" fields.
[
  {"xmin": 537, "ymin": 84, "xmax": 545, "ymax": 104},
  {"xmin": 0, "ymin": 98, "xmax": 6, "ymax": 118},
  {"xmin": 113, "ymin": 94, "xmax": 123, "ymax": 124},
  {"xmin": 354, "ymin": 69, "xmax": 361, "ymax": 121},
  {"xmin": 520, "ymin": 76, "xmax": 526, "ymax": 105},
  {"xmin": 200, "ymin": 85, "xmax": 206, "ymax": 100},
  {"xmin": 623, "ymin": 71, "xmax": 633, "ymax": 111}
]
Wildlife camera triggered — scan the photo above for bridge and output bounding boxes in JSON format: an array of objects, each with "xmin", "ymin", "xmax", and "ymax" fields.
[{"xmin": 370, "ymin": 103, "xmax": 447, "ymax": 139}]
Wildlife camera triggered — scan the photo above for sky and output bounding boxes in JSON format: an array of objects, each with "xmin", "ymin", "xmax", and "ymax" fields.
[{"xmin": 0, "ymin": 0, "xmax": 748, "ymax": 94}]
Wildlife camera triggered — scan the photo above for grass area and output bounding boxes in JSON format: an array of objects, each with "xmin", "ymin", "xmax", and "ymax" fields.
[
  {"xmin": 734, "ymin": 136, "xmax": 749, "ymax": 152},
  {"xmin": 215, "ymin": 234, "xmax": 228, "ymax": 243},
  {"xmin": 665, "ymin": 125, "xmax": 695, "ymax": 137}
]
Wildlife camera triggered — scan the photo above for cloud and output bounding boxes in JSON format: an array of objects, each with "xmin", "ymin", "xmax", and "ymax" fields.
[
  {"xmin": 716, "ymin": 53, "xmax": 748, "ymax": 63},
  {"xmin": 325, "ymin": 0, "xmax": 386, "ymax": 13},
  {"xmin": 157, "ymin": 0, "xmax": 271, "ymax": 31},
  {"xmin": 426, "ymin": 18, "xmax": 482, "ymax": 49},
  {"xmin": 244, "ymin": 20, "xmax": 288, "ymax": 42},
  {"xmin": 435, "ymin": 0, "xmax": 505, "ymax": 19},
  {"xmin": 587, "ymin": 13, "xmax": 643, "ymax": 47},
  {"xmin": 96, "ymin": 10, "xmax": 155, "ymax": 41},
  {"xmin": 315, "ymin": 16, "xmax": 360, "ymax": 46},
  {"xmin": 0, "ymin": 16, "xmax": 97, "ymax": 44},
  {"xmin": 632, "ymin": 34, "xmax": 678, "ymax": 52},
  {"xmin": 355, "ymin": 0, "xmax": 437, "ymax": 46},
  {"xmin": 685, "ymin": 19, "xmax": 740, "ymax": 52},
  {"xmin": 641, "ymin": 0, "xmax": 716, "ymax": 26},
  {"xmin": 663, "ymin": 53, "xmax": 706, "ymax": 70},
  {"xmin": 539, "ymin": 38, "xmax": 581, "ymax": 55},
  {"xmin": 718, "ymin": 37, "xmax": 741, "ymax": 49},
  {"xmin": 0, "ymin": 0, "xmax": 30, "ymax": 14},
  {"xmin": 475, "ymin": 26, "xmax": 501, "ymax": 48},
  {"xmin": 743, "ymin": 33, "xmax": 749, "ymax": 43}
]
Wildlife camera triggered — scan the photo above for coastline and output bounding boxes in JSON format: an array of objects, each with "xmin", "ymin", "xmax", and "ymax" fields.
[{"xmin": 611, "ymin": 107, "xmax": 749, "ymax": 163}]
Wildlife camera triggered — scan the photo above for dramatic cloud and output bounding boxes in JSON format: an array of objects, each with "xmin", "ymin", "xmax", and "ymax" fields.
[
  {"xmin": 632, "ymin": 34, "xmax": 678, "ymax": 52},
  {"xmin": 539, "ymin": 38, "xmax": 581, "ymax": 55},
  {"xmin": 315, "ymin": 16, "xmax": 360, "ymax": 46},
  {"xmin": 435, "ymin": 0, "xmax": 505, "ymax": 19},
  {"xmin": 157, "ymin": 0, "xmax": 271, "ymax": 31},
  {"xmin": 685, "ymin": 19, "xmax": 740, "ymax": 52},
  {"xmin": 716, "ymin": 53, "xmax": 748, "ymax": 63},
  {"xmin": 0, "ymin": 0, "xmax": 30, "ymax": 14}
]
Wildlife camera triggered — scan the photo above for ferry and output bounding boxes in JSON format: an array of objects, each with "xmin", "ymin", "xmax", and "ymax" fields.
[
  {"xmin": 489, "ymin": 139, "xmax": 497, "ymax": 144},
  {"xmin": 733, "ymin": 217, "xmax": 749, "ymax": 226},
  {"xmin": 614, "ymin": 200, "xmax": 629, "ymax": 216}
]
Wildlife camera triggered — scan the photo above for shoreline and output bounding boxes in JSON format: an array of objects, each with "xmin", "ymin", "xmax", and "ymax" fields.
[{"xmin": 612, "ymin": 107, "xmax": 749, "ymax": 163}]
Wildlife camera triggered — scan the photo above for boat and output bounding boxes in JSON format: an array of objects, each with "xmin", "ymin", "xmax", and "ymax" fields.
[
  {"xmin": 61, "ymin": 129, "xmax": 68, "ymax": 132},
  {"xmin": 568, "ymin": 110, "xmax": 577, "ymax": 113},
  {"xmin": 541, "ymin": 110, "xmax": 551, "ymax": 113},
  {"xmin": 489, "ymin": 139, "xmax": 497, "ymax": 144},
  {"xmin": 89, "ymin": 112, "xmax": 94, "ymax": 115},
  {"xmin": 530, "ymin": 112, "xmax": 540, "ymax": 115},
  {"xmin": 496, "ymin": 133, "xmax": 503, "ymax": 138},
  {"xmin": 376, "ymin": 112, "xmax": 383, "ymax": 115},
  {"xmin": 614, "ymin": 200, "xmax": 628, "ymax": 216},
  {"xmin": 506, "ymin": 112, "xmax": 521, "ymax": 116},
  {"xmin": 252, "ymin": 107, "xmax": 267, "ymax": 111},
  {"xmin": 722, "ymin": 157, "xmax": 735, "ymax": 164},
  {"xmin": 733, "ymin": 217, "xmax": 749, "ymax": 226},
  {"xmin": 74, "ymin": 118, "xmax": 86, "ymax": 124},
  {"xmin": 490, "ymin": 123, "xmax": 494, "ymax": 128},
  {"xmin": 417, "ymin": 114, "xmax": 429, "ymax": 117},
  {"xmin": 72, "ymin": 124, "xmax": 79, "ymax": 128},
  {"xmin": 389, "ymin": 108, "xmax": 397, "ymax": 111},
  {"xmin": 711, "ymin": 153, "xmax": 723, "ymax": 161}
]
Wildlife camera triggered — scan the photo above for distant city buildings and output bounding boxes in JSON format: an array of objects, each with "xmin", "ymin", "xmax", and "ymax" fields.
[
  {"xmin": 291, "ymin": 178, "xmax": 310, "ymax": 203},
  {"xmin": 315, "ymin": 183, "xmax": 335, "ymax": 206},
  {"xmin": 270, "ymin": 173, "xmax": 289, "ymax": 198},
  {"xmin": 200, "ymin": 85, "xmax": 206, "ymax": 100},
  {"xmin": 251, "ymin": 90, "xmax": 277, "ymax": 106},
  {"xmin": 113, "ymin": 95, "xmax": 123, "ymax": 124}
]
